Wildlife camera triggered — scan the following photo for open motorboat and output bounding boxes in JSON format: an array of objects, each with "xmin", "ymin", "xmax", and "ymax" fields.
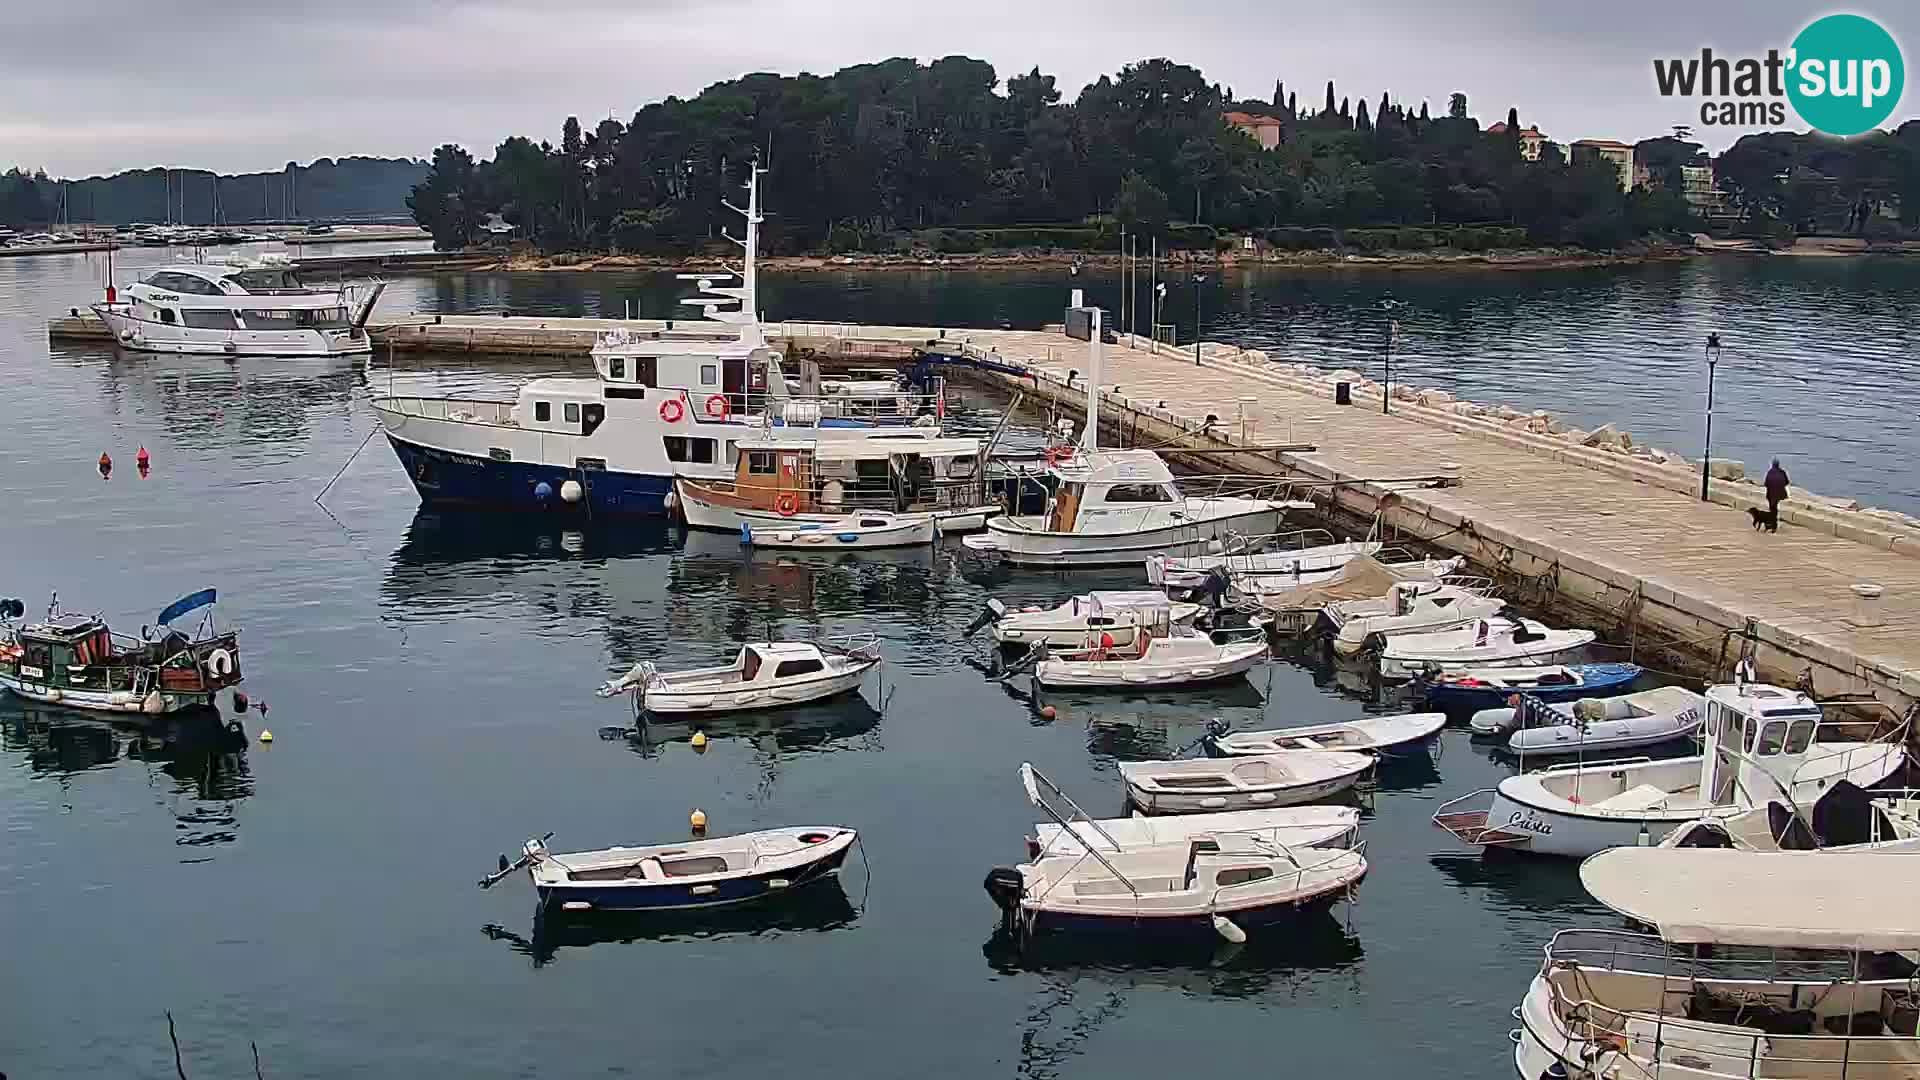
[
  {"xmin": 92, "ymin": 254, "xmax": 384, "ymax": 357},
  {"xmin": 1514, "ymin": 848, "xmax": 1920, "ymax": 1080},
  {"xmin": 1471, "ymin": 685, "xmax": 1705, "ymax": 754},
  {"xmin": 1659, "ymin": 780, "xmax": 1920, "ymax": 852},
  {"xmin": 1432, "ymin": 681, "xmax": 1911, "ymax": 857},
  {"xmin": 1017, "ymin": 763, "xmax": 1360, "ymax": 858},
  {"xmin": 1119, "ymin": 751, "xmax": 1375, "ymax": 813},
  {"xmin": 1426, "ymin": 662, "xmax": 1641, "ymax": 712},
  {"xmin": 1238, "ymin": 551, "xmax": 1463, "ymax": 634},
  {"xmin": 1208, "ymin": 711, "xmax": 1447, "ymax": 758},
  {"xmin": 1147, "ymin": 533, "xmax": 1383, "ymax": 591},
  {"xmin": 1327, "ymin": 580, "xmax": 1505, "ymax": 656},
  {"xmin": 1377, "ymin": 616, "xmax": 1596, "ymax": 681},
  {"xmin": 678, "ymin": 433, "xmax": 1000, "ymax": 535},
  {"xmin": 742, "ymin": 510, "xmax": 935, "ymax": 550},
  {"xmin": 597, "ymin": 638, "xmax": 880, "ymax": 715},
  {"xmin": 1028, "ymin": 627, "xmax": 1269, "ymax": 690},
  {"xmin": 975, "ymin": 591, "xmax": 1203, "ymax": 649},
  {"xmin": 482, "ymin": 827, "xmax": 858, "ymax": 913},
  {"xmin": 0, "ymin": 590, "xmax": 241, "ymax": 715}
]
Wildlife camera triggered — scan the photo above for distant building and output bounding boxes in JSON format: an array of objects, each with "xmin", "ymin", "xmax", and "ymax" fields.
[
  {"xmin": 1571, "ymin": 139, "xmax": 1635, "ymax": 191},
  {"xmin": 1486, "ymin": 122, "xmax": 1547, "ymax": 162},
  {"xmin": 1222, "ymin": 111, "xmax": 1283, "ymax": 150},
  {"xmin": 1680, "ymin": 163, "xmax": 1725, "ymax": 212},
  {"xmin": 475, "ymin": 212, "xmax": 517, "ymax": 249}
]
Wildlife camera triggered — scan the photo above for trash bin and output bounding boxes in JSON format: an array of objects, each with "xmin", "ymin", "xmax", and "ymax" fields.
[
  {"xmin": 1851, "ymin": 583, "xmax": 1885, "ymax": 628},
  {"xmin": 1335, "ymin": 381, "xmax": 1352, "ymax": 406}
]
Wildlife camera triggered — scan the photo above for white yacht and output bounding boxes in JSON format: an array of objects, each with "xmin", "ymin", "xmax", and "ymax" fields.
[{"xmin": 92, "ymin": 255, "xmax": 384, "ymax": 357}]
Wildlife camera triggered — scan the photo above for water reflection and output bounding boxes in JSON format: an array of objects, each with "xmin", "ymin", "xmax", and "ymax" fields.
[
  {"xmin": 481, "ymin": 882, "xmax": 861, "ymax": 968},
  {"xmin": 82, "ymin": 345, "xmax": 360, "ymax": 456},
  {"xmin": 606, "ymin": 694, "xmax": 884, "ymax": 759}
]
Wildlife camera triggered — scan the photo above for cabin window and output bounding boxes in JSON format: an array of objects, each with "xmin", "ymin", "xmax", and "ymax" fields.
[
  {"xmin": 1784, "ymin": 718, "xmax": 1816, "ymax": 754},
  {"xmin": 1215, "ymin": 867, "xmax": 1274, "ymax": 887},
  {"xmin": 664, "ymin": 437, "xmax": 688, "ymax": 462},
  {"xmin": 582, "ymin": 404, "xmax": 605, "ymax": 436},
  {"xmin": 748, "ymin": 451, "xmax": 777, "ymax": 476},
  {"xmin": 238, "ymin": 309, "xmax": 302, "ymax": 329},
  {"xmin": 664, "ymin": 438, "xmax": 716, "ymax": 465},
  {"xmin": 700, "ymin": 364, "xmax": 718, "ymax": 386},
  {"xmin": 773, "ymin": 658, "xmax": 825, "ymax": 678},
  {"xmin": 609, "ymin": 357, "xmax": 626, "ymax": 380},
  {"xmin": 563, "ymin": 402, "xmax": 581, "ymax": 425},
  {"xmin": 159, "ymin": 308, "xmax": 177, "ymax": 325},
  {"xmin": 182, "ymin": 310, "xmax": 237, "ymax": 329},
  {"xmin": 1103, "ymin": 483, "xmax": 1173, "ymax": 503},
  {"xmin": 724, "ymin": 441, "xmax": 740, "ymax": 466},
  {"xmin": 604, "ymin": 386, "xmax": 647, "ymax": 400},
  {"xmin": 1741, "ymin": 712, "xmax": 1758, "ymax": 753},
  {"xmin": 1757, "ymin": 720, "xmax": 1788, "ymax": 756},
  {"xmin": 535, "ymin": 401, "xmax": 551, "ymax": 423},
  {"xmin": 688, "ymin": 438, "xmax": 714, "ymax": 464},
  {"xmin": 488, "ymin": 448, "xmax": 511, "ymax": 461}
]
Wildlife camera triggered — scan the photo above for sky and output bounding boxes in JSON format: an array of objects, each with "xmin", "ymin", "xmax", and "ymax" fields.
[{"xmin": 3, "ymin": 0, "xmax": 1916, "ymax": 178}]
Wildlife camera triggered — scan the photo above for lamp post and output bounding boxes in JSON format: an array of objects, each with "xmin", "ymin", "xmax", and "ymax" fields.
[
  {"xmin": 1193, "ymin": 272, "xmax": 1205, "ymax": 366},
  {"xmin": 1700, "ymin": 332, "xmax": 1722, "ymax": 502},
  {"xmin": 1380, "ymin": 295, "xmax": 1402, "ymax": 415}
]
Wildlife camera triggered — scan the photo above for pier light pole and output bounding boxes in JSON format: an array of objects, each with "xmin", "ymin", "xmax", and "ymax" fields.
[
  {"xmin": 1381, "ymin": 295, "xmax": 1402, "ymax": 415},
  {"xmin": 1192, "ymin": 272, "xmax": 1205, "ymax": 366},
  {"xmin": 1700, "ymin": 332, "xmax": 1722, "ymax": 502}
]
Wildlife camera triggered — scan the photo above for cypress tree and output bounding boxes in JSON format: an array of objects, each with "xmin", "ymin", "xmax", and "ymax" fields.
[
  {"xmin": 1324, "ymin": 81, "xmax": 1336, "ymax": 118},
  {"xmin": 1357, "ymin": 99, "xmax": 1372, "ymax": 133}
]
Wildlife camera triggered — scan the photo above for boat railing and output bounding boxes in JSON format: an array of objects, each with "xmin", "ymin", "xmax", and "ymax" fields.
[
  {"xmin": 1210, "ymin": 840, "xmax": 1366, "ymax": 907},
  {"xmin": 1534, "ymin": 755, "xmax": 1655, "ymax": 774},
  {"xmin": 376, "ymin": 396, "xmax": 516, "ymax": 426},
  {"xmin": 816, "ymin": 632, "xmax": 882, "ymax": 661},
  {"xmin": 1206, "ymin": 528, "xmax": 1341, "ymax": 558}
]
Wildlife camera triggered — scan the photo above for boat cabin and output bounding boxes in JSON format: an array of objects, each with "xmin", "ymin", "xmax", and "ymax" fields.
[
  {"xmin": 1697, "ymin": 683, "xmax": 1832, "ymax": 805},
  {"xmin": 2, "ymin": 612, "xmax": 238, "ymax": 696},
  {"xmin": 689, "ymin": 435, "xmax": 985, "ymax": 516},
  {"xmin": 123, "ymin": 260, "xmax": 358, "ymax": 333},
  {"xmin": 1042, "ymin": 449, "xmax": 1183, "ymax": 532}
]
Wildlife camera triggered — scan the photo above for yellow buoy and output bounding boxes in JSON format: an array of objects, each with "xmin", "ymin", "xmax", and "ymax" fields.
[
  {"xmin": 689, "ymin": 808, "xmax": 708, "ymax": 834},
  {"xmin": 258, "ymin": 729, "xmax": 274, "ymax": 743},
  {"xmin": 691, "ymin": 731, "xmax": 709, "ymax": 751}
]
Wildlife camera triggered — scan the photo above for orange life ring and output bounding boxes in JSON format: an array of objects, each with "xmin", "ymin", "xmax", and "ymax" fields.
[
  {"xmin": 776, "ymin": 493, "xmax": 799, "ymax": 517},
  {"xmin": 705, "ymin": 394, "xmax": 730, "ymax": 420},
  {"xmin": 659, "ymin": 398, "xmax": 685, "ymax": 423}
]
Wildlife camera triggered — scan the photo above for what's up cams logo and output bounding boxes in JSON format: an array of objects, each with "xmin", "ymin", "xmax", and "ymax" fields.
[{"xmin": 1654, "ymin": 13, "xmax": 1905, "ymax": 136}]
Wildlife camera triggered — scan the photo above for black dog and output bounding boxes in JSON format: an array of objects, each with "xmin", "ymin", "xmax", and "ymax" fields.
[{"xmin": 1748, "ymin": 507, "xmax": 1779, "ymax": 532}]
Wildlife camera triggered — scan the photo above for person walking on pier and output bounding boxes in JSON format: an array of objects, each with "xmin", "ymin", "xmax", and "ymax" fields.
[{"xmin": 1764, "ymin": 459, "xmax": 1791, "ymax": 529}]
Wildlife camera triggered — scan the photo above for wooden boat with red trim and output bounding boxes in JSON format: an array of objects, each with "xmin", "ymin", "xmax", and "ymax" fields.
[
  {"xmin": 675, "ymin": 434, "xmax": 1001, "ymax": 535},
  {"xmin": 0, "ymin": 591, "xmax": 241, "ymax": 715}
]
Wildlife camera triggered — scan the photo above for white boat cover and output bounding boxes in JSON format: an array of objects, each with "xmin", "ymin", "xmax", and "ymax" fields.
[
  {"xmin": 1579, "ymin": 847, "xmax": 1920, "ymax": 950},
  {"xmin": 1250, "ymin": 553, "xmax": 1448, "ymax": 610}
]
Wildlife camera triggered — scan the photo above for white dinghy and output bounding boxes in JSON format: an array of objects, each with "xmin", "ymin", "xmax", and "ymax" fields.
[
  {"xmin": 1029, "ymin": 629, "xmax": 1269, "ymax": 689},
  {"xmin": 1120, "ymin": 751, "xmax": 1374, "ymax": 814},
  {"xmin": 1327, "ymin": 581, "xmax": 1505, "ymax": 656},
  {"xmin": 741, "ymin": 511, "xmax": 935, "ymax": 550},
  {"xmin": 1147, "ymin": 534, "xmax": 1383, "ymax": 591},
  {"xmin": 1432, "ymin": 681, "xmax": 1910, "ymax": 857},
  {"xmin": 1378, "ymin": 617, "xmax": 1595, "ymax": 681},
  {"xmin": 1018, "ymin": 763, "xmax": 1361, "ymax": 858},
  {"xmin": 1208, "ymin": 711, "xmax": 1447, "ymax": 757},
  {"xmin": 481, "ymin": 826, "xmax": 858, "ymax": 913},
  {"xmin": 598, "ymin": 638, "xmax": 881, "ymax": 715},
  {"xmin": 976, "ymin": 591, "xmax": 1203, "ymax": 649},
  {"xmin": 1470, "ymin": 686, "xmax": 1705, "ymax": 754}
]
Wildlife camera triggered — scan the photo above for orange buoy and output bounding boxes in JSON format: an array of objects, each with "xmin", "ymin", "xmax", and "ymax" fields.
[{"xmin": 97, "ymin": 452, "xmax": 112, "ymax": 478}]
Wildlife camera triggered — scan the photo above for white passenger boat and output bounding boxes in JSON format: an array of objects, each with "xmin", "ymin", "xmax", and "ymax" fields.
[
  {"xmin": 482, "ymin": 826, "xmax": 858, "ymax": 913},
  {"xmin": 1018, "ymin": 763, "xmax": 1361, "ymax": 857},
  {"xmin": 597, "ymin": 638, "xmax": 880, "ymax": 715},
  {"xmin": 676, "ymin": 434, "xmax": 998, "ymax": 535},
  {"xmin": 742, "ymin": 511, "xmax": 935, "ymax": 550},
  {"xmin": 1514, "ymin": 849, "xmax": 1920, "ymax": 1080},
  {"xmin": 1119, "ymin": 751, "xmax": 1375, "ymax": 813},
  {"xmin": 1029, "ymin": 629, "xmax": 1269, "ymax": 689},
  {"xmin": 1432, "ymin": 681, "xmax": 1910, "ymax": 857},
  {"xmin": 1470, "ymin": 685, "xmax": 1705, "ymax": 754},
  {"xmin": 1377, "ymin": 617, "xmax": 1596, "ymax": 680},
  {"xmin": 978, "ymin": 591, "xmax": 1204, "ymax": 649},
  {"xmin": 1326, "ymin": 581, "xmax": 1505, "ymax": 656},
  {"xmin": 91, "ymin": 255, "xmax": 384, "ymax": 357},
  {"xmin": 1208, "ymin": 711, "xmax": 1447, "ymax": 757}
]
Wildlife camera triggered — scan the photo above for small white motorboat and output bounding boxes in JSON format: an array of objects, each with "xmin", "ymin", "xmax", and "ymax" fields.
[
  {"xmin": 1208, "ymin": 711, "xmax": 1448, "ymax": 757},
  {"xmin": 974, "ymin": 591, "xmax": 1203, "ymax": 649},
  {"xmin": 741, "ymin": 511, "xmax": 935, "ymax": 550},
  {"xmin": 1018, "ymin": 763, "xmax": 1360, "ymax": 858},
  {"xmin": 598, "ymin": 638, "xmax": 880, "ymax": 714},
  {"xmin": 1327, "ymin": 581, "xmax": 1505, "ymax": 656},
  {"xmin": 481, "ymin": 826, "xmax": 858, "ymax": 912},
  {"xmin": 1030, "ymin": 630, "xmax": 1268, "ymax": 689},
  {"xmin": 1469, "ymin": 686, "xmax": 1705, "ymax": 754},
  {"xmin": 1119, "ymin": 751, "xmax": 1375, "ymax": 813},
  {"xmin": 1378, "ymin": 617, "xmax": 1595, "ymax": 681},
  {"xmin": 1147, "ymin": 536, "xmax": 1383, "ymax": 591}
]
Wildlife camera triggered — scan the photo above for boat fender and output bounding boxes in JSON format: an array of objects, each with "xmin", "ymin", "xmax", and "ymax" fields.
[
  {"xmin": 659, "ymin": 398, "xmax": 685, "ymax": 423},
  {"xmin": 836, "ymin": 533, "xmax": 859, "ymax": 543},
  {"xmin": 1211, "ymin": 914, "xmax": 1248, "ymax": 944},
  {"xmin": 776, "ymin": 493, "xmax": 799, "ymax": 517},
  {"xmin": 205, "ymin": 648, "xmax": 235, "ymax": 677},
  {"xmin": 739, "ymin": 523, "xmax": 753, "ymax": 545},
  {"xmin": 704, "ymin": 394, "xmax": 730, "ymax": 420},
  {"xmin": 983, "ymin": 866, "xmax": 1026, "ymax": 914},
  {"xmin": 533, "ymin": 481, "xmax": 553, "ymax": 502},
  {"xmin": 559, "ymin": 480, "xmax": 584, "ymax": 504},
  {"xmin": 690, "ymin": 808, "xmax": 708, "ymax": 835},
  {"xmin": 142, "ymin": 689, "xmax": 165, "ymax": 715},
  {"xmin": 798, "ymin": 831, "xmax": 833, "ymax": 844}
]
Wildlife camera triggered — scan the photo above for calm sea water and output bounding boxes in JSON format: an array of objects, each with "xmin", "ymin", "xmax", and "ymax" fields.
[{"xmin": 0, "ymin": 244, "xmax": 1905, "ymax": 1078}]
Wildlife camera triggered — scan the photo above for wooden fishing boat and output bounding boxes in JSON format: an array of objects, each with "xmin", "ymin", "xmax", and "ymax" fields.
[
  {"xmin": 1119, "ymin": 751, "xmax": 1375, "ymax": 813},
  {"xmin": 741, "ymin": 511, "xmax": 935, "ymax": 549},
  {"xmin": 1208, "ymin": 711, "xmax": 1447, "ymax": 757},
  {"xmin": 975, "ymin": 591, "xmax": 1204, "ymax": 649},
  {"xmin": 597, "ymin": 638, "xmax": 880, "ymax": 715},
  {"xmin": 0, "ymin": 590, "xmax": 241, "ymax": 715},
  {"xmin": 482, "ymin": 827, "xmax": 858, "ymax": 913},
  {"xmin": 676, "ymin": 434, "xmax": 999, "ymax": 534}
]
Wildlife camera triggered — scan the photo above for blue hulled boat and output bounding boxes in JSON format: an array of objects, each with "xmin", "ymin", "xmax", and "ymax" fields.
[
  {"xmin": 484, "ymin": 827, "xmax": 857, "ymax": 914},
  {"xmin": 1420, "ymin": 661, "xmax": 1642, "ymax": 711}
]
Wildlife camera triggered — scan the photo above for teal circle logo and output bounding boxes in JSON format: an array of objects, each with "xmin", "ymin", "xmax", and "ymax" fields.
[{"xmin": 1787, "ymin": 14, "xmax": 1904, "ymax": 137}]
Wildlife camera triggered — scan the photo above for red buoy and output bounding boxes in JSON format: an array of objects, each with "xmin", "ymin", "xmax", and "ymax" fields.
[
  {"xmin": 98, "ymin": 452, "xmax": 112, "ymax": 478},
  {"xmin": 135, "ymin": 446, "xmax": 149, "ymax": 465}
]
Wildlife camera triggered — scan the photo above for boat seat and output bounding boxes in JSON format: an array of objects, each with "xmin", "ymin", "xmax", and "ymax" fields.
[{"xmin": 1589, "ymin": 784, "xmax": 1673, "ymax": 812}]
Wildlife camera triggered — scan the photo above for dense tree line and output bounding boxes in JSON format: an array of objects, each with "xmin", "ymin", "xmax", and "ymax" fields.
[
  {"xmin": 1717, "ymin": 125, "xmax": 1920, "ymax": 237},
  {"xmin": 0, "ymin": 157, "xmax": 426, "ymax": 227}
]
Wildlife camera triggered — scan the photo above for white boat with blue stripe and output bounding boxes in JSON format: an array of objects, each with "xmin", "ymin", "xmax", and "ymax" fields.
[{"xmin": 483, "ymin": 827, "xmax": 858, "ymax": 914}]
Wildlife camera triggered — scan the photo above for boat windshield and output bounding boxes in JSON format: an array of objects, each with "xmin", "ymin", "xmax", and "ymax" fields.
[
  {"xmin": 226, "ymin": 268, "xmax": 304, "ymax": 293},
  {"xmin": 237, "ymin": 307, "xmax": 351, "ymax": 330}
]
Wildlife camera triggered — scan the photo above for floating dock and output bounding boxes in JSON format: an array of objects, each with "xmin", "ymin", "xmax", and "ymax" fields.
[{"xmin": 44, "ymin": 311, "xmax": 1917, "ymax": 713}]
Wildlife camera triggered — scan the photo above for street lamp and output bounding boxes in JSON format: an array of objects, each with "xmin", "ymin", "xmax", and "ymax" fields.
[
  {"xmin": 1700, "ymin": 332, "xmax": 1722, "ymax": 501},
  {"xmin": 1380, "ymin": 295, "xmax": 1402, "ymax": 415},
  {"xmin": 1193, "ymin": 272, "xmax": 1206, "ymax": 366}
]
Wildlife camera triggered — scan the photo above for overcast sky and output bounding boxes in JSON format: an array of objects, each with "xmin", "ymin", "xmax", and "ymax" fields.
[{"xmin": 4, "ymin": 0, "xmax": 1914, "ymax": 178}]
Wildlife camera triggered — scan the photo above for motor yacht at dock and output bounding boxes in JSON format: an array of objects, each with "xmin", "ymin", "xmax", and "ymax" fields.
[{"xmin": 91, "ymin": 254, "xmax": 384, "ymax": 357}]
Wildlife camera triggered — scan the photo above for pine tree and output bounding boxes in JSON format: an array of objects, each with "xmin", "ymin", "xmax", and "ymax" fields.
[
  {"xmin": 1379, "ymin": 92, "xmax": 1391, "ymax": 129},
  {"xmin": 1274, "ymin": 79, "xmax": 1284, "ymax": 110},
  {"xmin": 1324, "ymin": 80, "xmax": 1336, "ymax": 118},
  {"xmin": 1357, "ymin": 99, "xmax": 1372, "ymax": 134},
  {"xmin": 1419, "ymin": 101, "xmax": 1431, "ymax": 122},
  {"xmin": 1287, "ymin": 92, "xmax": 1297, "ymax": 119},
  {"xmin": 1340, "ymin": 96, "xmax": 1351, "ymax": 126}
]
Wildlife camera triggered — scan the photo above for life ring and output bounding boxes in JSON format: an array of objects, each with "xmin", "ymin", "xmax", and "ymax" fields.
[
  {"xmin": 705, "ymin": 394, "xmax": 730, "ymax": 420},
  {"xmin": 659, "ymin": 398, "xmax": 685, "ymax": 423},
  {"xmin": 776, "ymin": 493, "xmax": 799, "ymax": 517},
  {"xmin": 205, "ymin": 648, "xmax": 235, "ymax": 677}
]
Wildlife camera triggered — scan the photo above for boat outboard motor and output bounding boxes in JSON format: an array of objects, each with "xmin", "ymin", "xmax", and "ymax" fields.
[
  {"xmin": 984, "ymin": 867, "xmax": 1026, "ymax": 927},
  {"xmin": 1201, "ymin": 566, "xmax": 1232, "ymax": 611},
  {"xmin": 963, "ymin": 599, "xmax": 1006, "ymax": 639}
]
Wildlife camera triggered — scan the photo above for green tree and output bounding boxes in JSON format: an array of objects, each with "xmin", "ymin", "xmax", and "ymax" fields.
[{"xmin": 1114, "ymin": 170, "xmax": 1170, "ymax": 234}]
